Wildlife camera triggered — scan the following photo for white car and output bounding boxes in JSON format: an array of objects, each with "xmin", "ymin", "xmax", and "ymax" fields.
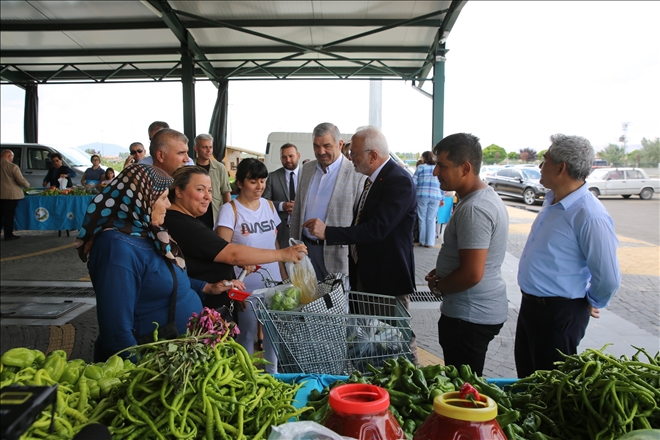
[
  {"xmin": 479, "ymin": 165, "xmax": 503, "ymax": 182},
  {"xmin": 586, "ymin": 168, "xmax": 660, "ymax": 200}
]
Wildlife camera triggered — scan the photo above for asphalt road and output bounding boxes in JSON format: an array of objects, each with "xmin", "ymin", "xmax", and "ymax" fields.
[{"xmin": 501, "ymin": 195, "xmax": 660, "ymax": 246}]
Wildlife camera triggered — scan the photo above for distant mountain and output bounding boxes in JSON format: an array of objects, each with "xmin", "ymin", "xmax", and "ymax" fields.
[{"xmin": 76, "ymin": 142, "xmax": 128, "ymax": 157}]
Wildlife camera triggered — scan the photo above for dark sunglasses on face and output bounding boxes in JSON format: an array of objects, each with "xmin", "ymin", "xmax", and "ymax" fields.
[{"xmin": 131, "ymin": 149, "xmax": 144, "ymax": 154}]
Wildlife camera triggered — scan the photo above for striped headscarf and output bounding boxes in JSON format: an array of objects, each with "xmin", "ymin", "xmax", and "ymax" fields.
[{"xmin": 74, "ymin": 163, "xmax": 185, "ymax": 269}]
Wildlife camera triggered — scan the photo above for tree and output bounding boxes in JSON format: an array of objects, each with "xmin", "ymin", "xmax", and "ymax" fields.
[
  {"xmin": 627, "ymin": 149, "xmax": 642, "ymax": 166},
  {"xmin": 482, "ymin": 144, "xmax": 507, "ymax": 165},
  {"xmin": 598, "ymin": 143, "xmax": 627, "ymax": 166},
  {"xmin": 537, "ymin": 149, "xmax": 547, "ymax": 159},
  {"xmin": 519, "ymin": 147, "xmax": 537, "ymax": 162},
  {"xmin": 640, "ymin": 137, "xmax": 660, "ymax": 165},
  {"xmin": 507, "ymin": 151, "xmax": 519, "ymax": 160}
]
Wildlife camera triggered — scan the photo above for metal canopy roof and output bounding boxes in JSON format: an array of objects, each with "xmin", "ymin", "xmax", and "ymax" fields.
[{"xmin": 1, "ymin": 0, "xmax": 466, "ymax": 86}]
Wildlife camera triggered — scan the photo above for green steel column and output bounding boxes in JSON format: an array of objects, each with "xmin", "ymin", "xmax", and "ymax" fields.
[
  {"xmin": 432, "ymin": 56, "xmax": 446, "ymax": 146},
  {"xmin": 181, "ymin": 49, "xmax": 196, "ymax": 157}
]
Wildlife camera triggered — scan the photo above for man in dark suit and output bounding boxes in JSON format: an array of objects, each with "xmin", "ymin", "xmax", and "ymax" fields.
[
  {"xmin": 303, "ymin": 125, "xmax": 418, "ymax": 361},
  {"xmin": 263, "ymin": 143, "xmax": 300, "ymax": 249}
]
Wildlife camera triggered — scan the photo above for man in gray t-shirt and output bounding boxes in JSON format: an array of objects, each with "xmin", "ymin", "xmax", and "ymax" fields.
[{"xmin": 425, "ymin": 133, "xmax": 509, "ymax": 376}]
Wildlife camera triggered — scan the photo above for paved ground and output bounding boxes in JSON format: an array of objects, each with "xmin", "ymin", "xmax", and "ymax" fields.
[{"xmin": 2, "ymin": 203, "xmax": 659, "ymax": 379}]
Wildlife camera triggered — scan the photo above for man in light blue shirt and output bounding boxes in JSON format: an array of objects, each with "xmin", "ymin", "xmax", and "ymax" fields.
[{"xmin": 515, "ymin": 134, "xmax": 621, "ymax": 377}]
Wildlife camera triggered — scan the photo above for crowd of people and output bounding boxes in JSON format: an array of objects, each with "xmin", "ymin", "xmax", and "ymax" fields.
[{"xmin": 3, "ymin": 118, "xmax": 619, "ymax": 378}]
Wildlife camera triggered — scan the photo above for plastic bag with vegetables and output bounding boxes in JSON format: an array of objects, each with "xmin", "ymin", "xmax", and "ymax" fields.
[
  {"xmin": 285, "ymin": 238, "xmax": 320, "ymax": 304},
  {"xmin": 258, "ymin": 284, "xmax": 304, "ymax": 311}
]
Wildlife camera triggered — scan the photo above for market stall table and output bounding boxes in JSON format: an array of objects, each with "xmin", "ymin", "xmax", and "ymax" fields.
[{"xmin": 14, "ymin": 195, "xmax": 94, "ymax": 235}]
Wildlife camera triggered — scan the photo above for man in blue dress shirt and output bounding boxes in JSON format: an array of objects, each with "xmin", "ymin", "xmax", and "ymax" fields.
[{"xmin": 515, "ymin": 134, "xmax": 621, "ymax": 378}]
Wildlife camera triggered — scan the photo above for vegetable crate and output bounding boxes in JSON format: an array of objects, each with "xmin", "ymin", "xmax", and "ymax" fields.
[{"xmin": 257, "ymin": 290, "xmax": 413, "ymax": 376}]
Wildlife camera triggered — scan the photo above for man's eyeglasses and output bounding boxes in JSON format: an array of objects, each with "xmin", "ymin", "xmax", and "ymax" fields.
[
  {"xmin": 130, "ymin": 149, "xmax": 144, "ymax": 154},
  {"xmin": 349, "ymin": 149, "xmax": 372, "ymax": 159}
]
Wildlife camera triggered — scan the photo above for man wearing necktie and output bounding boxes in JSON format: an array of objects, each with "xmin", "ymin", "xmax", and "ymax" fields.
[
  {"xmin": 303, "ymin": 125, "xmax": 418, "ymax": 362},
  {"xmin": 263, "ymin": 143, "xmax": 301, "ymax": 249}
]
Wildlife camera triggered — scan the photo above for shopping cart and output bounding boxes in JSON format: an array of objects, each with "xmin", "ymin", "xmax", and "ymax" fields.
[{"xmin": 256, "ymin": 276, "xmax": 413, "ymax": 375}]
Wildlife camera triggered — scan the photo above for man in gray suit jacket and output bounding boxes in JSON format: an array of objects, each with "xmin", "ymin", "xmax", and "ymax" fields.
[
  {"xmin": 290, "ymin": 123, "xmax": 366, "ymax": 281},
  {"xmin": 263, "ymin": 143, "xmax": 300, "ymax": 249}
]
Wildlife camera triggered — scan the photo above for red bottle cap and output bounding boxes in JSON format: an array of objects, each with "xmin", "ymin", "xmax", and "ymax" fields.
[{"xmin": 328, "ymin": 384, "xmax": 390, "ymax": 415}]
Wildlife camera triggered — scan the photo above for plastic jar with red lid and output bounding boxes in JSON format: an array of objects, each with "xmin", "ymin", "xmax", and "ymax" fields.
[
  {"xmin": 322, "ymin": 383, "xmax": 404, "ymax": 440},
  {"xmin": 413, "ymin": 391, "xmax": 507, "ymax": 440}
]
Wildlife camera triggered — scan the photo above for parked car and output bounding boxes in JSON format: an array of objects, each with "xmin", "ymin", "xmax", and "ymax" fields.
[
  {"xmin": 586, "ymin": 167, "xmax": 659, "ymax": 200},
  {"xmin": 479, "ymin": 165, "xmax": 503, "ymax": 182},
  {"xmin": 0, "ymin": 143, "xmax": 91, "ymax": 187},
  {"xmin": 486, "ymin": 167, "xmax": 547, "ymax": 205},
  {"xmin": 592, "ymin": 159, "xmax": 608, "ymax": 168}
]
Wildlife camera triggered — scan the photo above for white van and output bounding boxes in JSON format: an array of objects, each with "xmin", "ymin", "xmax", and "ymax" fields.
[
  {"xmin": 264, "ymin": 132, "xmax": 413, "ymax": 175},
  {"xmin": 0, "ymin": 143, "xmax": 91, "ymax": 187}
]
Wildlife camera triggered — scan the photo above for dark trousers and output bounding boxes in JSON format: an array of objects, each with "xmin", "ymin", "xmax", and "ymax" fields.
[
  {"xmin": 438, "ymin": 314, "xmax": 503, "ymax": 377},
  {"xmin": 514, "ymin": 292, "xmax": 590, "ymax": 378},
  {"xmin": 0, "ymin": 199, "xmax": 19, "ymax": 238},
  {"xmin": 302, "ymin": 237, "xmax": 328, "ymax": 282}
]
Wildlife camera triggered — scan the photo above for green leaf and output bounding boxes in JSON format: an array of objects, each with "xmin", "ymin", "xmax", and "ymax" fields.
[{"xmin": 168, "ymin": 343, "xmax": 178, "ymax": 352}]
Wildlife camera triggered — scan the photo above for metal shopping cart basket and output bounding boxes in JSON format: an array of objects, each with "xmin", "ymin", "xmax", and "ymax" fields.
[{"xmin": 255, "ymin": 274, "xmax": 413, "ymax": 375}]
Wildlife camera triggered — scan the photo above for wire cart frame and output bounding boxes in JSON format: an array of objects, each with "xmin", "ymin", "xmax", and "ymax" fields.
[{"xmin": 256, "ymin": 283, "xmax": 413, "ymax": 375}]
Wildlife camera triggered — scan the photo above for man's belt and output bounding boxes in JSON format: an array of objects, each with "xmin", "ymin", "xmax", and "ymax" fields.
[
  {"xmin": 302, "ymin": 236, "xmax": 324, "ymax": 246},
  {"xmin": 521, "ymin": 290, "xmax": 578, "ymax": 306}
]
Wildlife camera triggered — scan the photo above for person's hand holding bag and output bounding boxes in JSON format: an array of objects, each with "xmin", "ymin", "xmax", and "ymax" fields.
[{"xmin": 285, "ymin": 239, "xmax": 319, "ymax": 304}]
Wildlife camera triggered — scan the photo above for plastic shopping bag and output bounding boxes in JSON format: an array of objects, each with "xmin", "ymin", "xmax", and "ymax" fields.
[{"xmin": 286, "ymin": 238, "xmax": 319, "ymax": 304}]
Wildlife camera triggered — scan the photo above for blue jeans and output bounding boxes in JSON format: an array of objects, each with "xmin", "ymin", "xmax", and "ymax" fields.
[{"xmin": 417, "ymin": 197, "xmax": 438, "ymax": 246}]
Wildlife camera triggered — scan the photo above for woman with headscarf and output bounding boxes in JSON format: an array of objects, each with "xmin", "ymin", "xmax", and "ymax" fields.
[
  {"xmin": 75, "ymin": 164, "xmax": 245, "ymax": 362},
  {"xmin": 413, "ymin": 151, "xmax": 444, "ymax": 248}
]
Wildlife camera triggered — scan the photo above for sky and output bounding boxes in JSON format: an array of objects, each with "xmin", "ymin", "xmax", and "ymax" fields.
[{"xmin": 1, "ymin": 1, "xmax": 659, "ymax": 155}]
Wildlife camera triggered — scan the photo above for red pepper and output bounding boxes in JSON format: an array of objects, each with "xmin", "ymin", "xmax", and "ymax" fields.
[{"xmin": 459, "ymin": 382, "xmax": 481, "ymax": 407}]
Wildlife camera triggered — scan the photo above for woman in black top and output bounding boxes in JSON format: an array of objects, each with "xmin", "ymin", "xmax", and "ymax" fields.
[
  {"xmin": 42, "ymin": 152, "xmax": 76, "ymax": 188},
  {"xmin": 164, "ymin": 166, "xmax": 307, "ymax": 311}
]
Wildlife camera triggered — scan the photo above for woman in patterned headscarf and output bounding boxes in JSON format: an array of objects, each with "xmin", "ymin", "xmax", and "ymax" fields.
[{"xmin": 75, "ymin": 164, "xmax": 245, "ymax": 362}]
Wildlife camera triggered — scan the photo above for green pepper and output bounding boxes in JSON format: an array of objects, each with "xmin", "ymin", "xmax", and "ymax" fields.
[
  {"xmin": 308, "ymin": 388, "xmax": 325, "ymax": 402},
  {"xmin": 87, "ymin": 380, "xmax": 101, "ymax": 401},
  {"xmin": 385, "ymin": 388, "xmax": 412, "ymax": 408},
  {"xmin": 372, "ymin": 376, "xmax": 390, "ymax": 388},
  {"xmin": 1, "ymin": 365, "xmax": 18, "ymax": 381},
  {"xmin": 308, "ymin": 403, "xmax": 329, "ymax": 424},
  {"xmin": 98, "ymin": 377, "xmax": 122, "ymax": 397},
  {"xmin": 496, "ymin": 409, "xmax": 521, "ymax": 428},
  {"xmin": 383, "ymin": 358, "xmax": 397, "ymax": 374},
  {"xmin": 397, "ymin": 356, "xmax": 416, "ymax": 373},
  {"xmin": 444, "ymin": 364, "xmax": 458, "ymax": 378},
  {"xmin": 387, "ymin": 364, "xmax": 403, "ymax": 389},
  {"xmin": 60, "ymin": 359, "xmax": 86, "ymax": 385},
  {"xmin": 2, "ymin": 347, "xmax": 37, "ymax": 368},
  {"xmin": 411, "ymin": 369, "xmax": 430, "ymax": 396},
  {"xmin": 409, "ymin": 403, "xmax": 431, "ymax": 420},
  {"xmin": 42, "ymin": 351, "xmax": 67, "ymax": 382},
  {"xmin": 83, "ymin": 364, "xmax": 104, "ymax": 381},
  {"xmin": 459, "ymin": 364, "xmax": 474, "ymax": 382},
  {"xmin": 398, "ymin": 374, "xmax": 422, "ymax": 394},
  {"xmin": 421, "ymin": 364, "xmax": 445, "ymax": 380},
  {"xmin": 122, "ymin": 359, "xmax": 135, "ymax": 371},
  {"xmin": 102, "ymin": 355, "xmax": 123, "ymax": 378},
  {"xmin": 402, "ymin": 419, "xmax": 417, "ymax": 436}
]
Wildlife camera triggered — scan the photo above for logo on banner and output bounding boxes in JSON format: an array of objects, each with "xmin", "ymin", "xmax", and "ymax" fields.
[{"xmin": 34, "ymin": 207, "xmax": 49, "ymax": 222}]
